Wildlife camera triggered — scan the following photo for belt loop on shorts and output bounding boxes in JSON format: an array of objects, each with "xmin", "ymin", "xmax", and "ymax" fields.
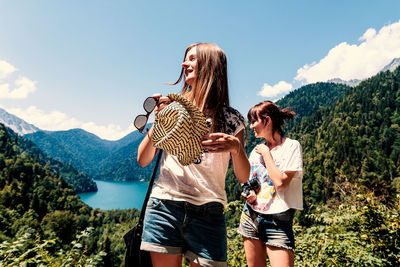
[
  {"xmin": 184, "ymin": 202, "xmax": 189, "ymax": 212},
  {"xmin": 202, "ymin": 205, "xmax": 207, "ymax": 216}
]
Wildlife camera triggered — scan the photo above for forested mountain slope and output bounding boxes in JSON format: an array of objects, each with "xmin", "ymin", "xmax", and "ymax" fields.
[
  {"xmin": 1, "ymin": 125, "xmax": 96, "ymax": 193},
  {"xmin": 0, "ymin": 123, "xmax": 140, "ymax": 265},
  {"xmin": 292, "ymin": 68, "xmax": 400, "ymax": 206},
  {"xmin": 24, "ymin": 126, "xmax": 155, "ymax": 181}
]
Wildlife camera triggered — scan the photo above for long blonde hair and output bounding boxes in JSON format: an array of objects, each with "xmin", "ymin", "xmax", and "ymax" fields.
[{"xmin": 173, "ymin": 43, "xmax": 230, "ymax": 132}]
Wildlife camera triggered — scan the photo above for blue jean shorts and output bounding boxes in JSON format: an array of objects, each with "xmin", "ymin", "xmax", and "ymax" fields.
[
  {"xmin": 237, "ymin": 203, "xmax": 295, "ymax": 251},
  {"xmin": 140, "ymin": 197, "xmax": 227, "ymax": 267}
]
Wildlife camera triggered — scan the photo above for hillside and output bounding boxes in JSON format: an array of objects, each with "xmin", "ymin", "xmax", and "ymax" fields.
[
  {"xmin": 1, "ymin": 125, "xmax": 96, "ymax": 193},
  {"xmin": 96, "ymin": 137, "xmax": 157, "ymax": 181},
  {"xmin": 0, "ymin": 108, "xmax": 39, "ymax": 135},
  {"xmin": 292, "ymin": 67, "xmax": 400, "ymax": 206},
  {"xmin": 25, "ymin": 129, "xmax": 116, "ymax": 177},
  {"xmin": 0, "ymin": 123, "xmax": 140, "ymax": 265},
  {"xmin": 24, "ymin": 126, "xmax": 155, "ymax": 181}
]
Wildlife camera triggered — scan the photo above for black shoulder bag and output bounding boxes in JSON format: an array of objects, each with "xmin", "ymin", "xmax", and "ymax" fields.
[{"xmin": 123, "ymin": 150, "xmax": 163, "ymax": 267}]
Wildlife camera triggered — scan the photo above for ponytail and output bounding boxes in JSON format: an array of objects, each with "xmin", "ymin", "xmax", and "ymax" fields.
[{"xmin": 248, "ymin": 101, "xmax": 295, "ymax": 136}]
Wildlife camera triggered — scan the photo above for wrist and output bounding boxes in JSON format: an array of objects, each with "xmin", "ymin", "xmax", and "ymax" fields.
[{"xmin": 233, "ymin": 139, "xmax": 242, "ymax": 156}]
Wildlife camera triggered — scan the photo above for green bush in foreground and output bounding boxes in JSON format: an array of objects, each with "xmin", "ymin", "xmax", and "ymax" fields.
[
  {"xmin": 0, "ymin": 227, "xmax": 106, "ymax": 266},
  {"xmin": 295, "ymin": 192, "xmax": 399, "ymax": 266},
  {"xmin": 225, "ymin": 191, "xmax": 400, "ymax": 267}
]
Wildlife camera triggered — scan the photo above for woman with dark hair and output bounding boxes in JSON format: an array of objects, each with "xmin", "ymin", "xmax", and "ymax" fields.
[
  {"xmin": 137, "ymin": 43, "xmax": 250, "ymax": 267},
  {"xmin": 238, "ymin": 100, "xmax": 303, "ymax": 267}
]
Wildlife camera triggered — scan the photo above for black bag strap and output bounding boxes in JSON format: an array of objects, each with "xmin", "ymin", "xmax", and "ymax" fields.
[{"xmin": 137, "ymin": 150, "xmax": 163, "ymax": 225}]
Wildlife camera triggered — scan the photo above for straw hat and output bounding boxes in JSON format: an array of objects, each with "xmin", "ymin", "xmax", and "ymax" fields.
[{"xmin": 151, "ymin": 93, "xmax": 208, "ymax": 165}]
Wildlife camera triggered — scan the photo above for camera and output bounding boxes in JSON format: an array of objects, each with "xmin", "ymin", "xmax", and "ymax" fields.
[{"xmin": 242, "ymin": 178, "xmax": 261, "ymax": 197}]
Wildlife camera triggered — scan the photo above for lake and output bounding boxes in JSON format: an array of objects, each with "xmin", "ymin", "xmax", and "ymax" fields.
[{"xmin": 78, "ymin": 180, "xmax": 149, "ymax": 210}]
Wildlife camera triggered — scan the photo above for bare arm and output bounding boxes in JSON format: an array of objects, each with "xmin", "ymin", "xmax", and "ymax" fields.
[
  {"xmin": 255, "ymin": 144, "xmax": 296, "ymax": 190},
  {"xmin": 137, "ymin": 94, "xmax": 170, "ymax": 167},
  {"xmin": 137, "ymin": 126, "xmax": 159, "ymax": 167},
  {"xmin": 230, "ymin": 129, "xmax": 251, "ymax": 183}
]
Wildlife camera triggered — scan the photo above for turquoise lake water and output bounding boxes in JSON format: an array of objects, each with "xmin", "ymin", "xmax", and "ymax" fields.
[{"xmin": 78, "ymin": 180, "xmax": 149, "ymax": 210}]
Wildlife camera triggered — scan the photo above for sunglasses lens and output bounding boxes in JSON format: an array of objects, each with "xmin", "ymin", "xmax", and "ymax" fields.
[
  {"xmin": 143, "ymin": 97, "xmax": 157, "ymax": 113},
  {"xmin": 134, "ymin": 115, "xmax": 148, "ymax": 131}
]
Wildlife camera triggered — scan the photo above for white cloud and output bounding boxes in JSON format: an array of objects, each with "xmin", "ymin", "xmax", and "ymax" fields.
[
  {"xmin": 258, "ymin": 81, "xmax": 293, "ymax": 98},
  {"xmin": 294, "ymin": 19, "xmax": 400, "ymax": 84},
  {"xmin": 6, "ymin": 106, "xmax": 134, "ymax": 140},
  {"xmin": 0, "ymin": 60, "xmax": 17, "ymax": 79},
  {"xmin": 359, "ymin": 28, "xmax": 376, "ymax": 41},
  {"xmin": 0, "ymin": 60, "xmax": 36, "ymax": 99},
  {"xmin": 0, "ymin": 76, "xmax": 37, "ymax": 99}
]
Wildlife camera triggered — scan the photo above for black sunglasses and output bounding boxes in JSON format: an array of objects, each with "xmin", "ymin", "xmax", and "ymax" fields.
[{"xmin": 134, "ymin": 97, "xmax": 158, "ymax": 134}]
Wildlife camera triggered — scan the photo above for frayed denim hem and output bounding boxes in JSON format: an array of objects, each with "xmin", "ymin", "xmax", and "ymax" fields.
[{"xmin": 265, "ymin": 242, "xmax": 294, "ymax": 252}]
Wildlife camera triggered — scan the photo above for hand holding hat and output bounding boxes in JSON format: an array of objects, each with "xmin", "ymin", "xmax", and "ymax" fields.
[
  {"xmin": 151, "ymin": 93, "xmax": 208, "ymax": 166},
  {"xmin": 151, "ymin": 94, "xmax": 172, "ymax": 116},
  {"xmin": 201, "ymin": 132, "xmax": 242, "ymax": 155}
]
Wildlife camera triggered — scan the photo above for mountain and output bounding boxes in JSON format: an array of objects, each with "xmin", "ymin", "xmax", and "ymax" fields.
[
  {"xmin": 96, "ymin": 136, "xmax": 156, "ymax": 181},
  {"xmin": 25, "ymin": 129, "xmax": 115, "ymax": 177},
  {"xmin": 327, "ymin": 77, "xmax": 361, "ymax": 87},
  {"xmin": 0, "ymin": 123, "xmax": 140, "ymax": 266},
  {"xmin": 326, "ymin": 57, "xmax": 400, "ymax": 87},
  {"xmin": 0, "ymin": 107, "xmax": 39, "ymax": 135},
  {"xmin": 381, "ymin": 57, "xmax": 400, "ymax": 72},
  {"xmin": 24, "ymin": 124, "xmax": 154, "ymax": 181},
  {"xmin": 0, "ymin": 122, "xmax": 91, "ymax": 222},
  {"xmin": 291, "ymin": 66, "xmax": 400, "ymax": 205},
  {"xmin": 1, "ymin": 124, "xmax": 97, "ymax": 193}
]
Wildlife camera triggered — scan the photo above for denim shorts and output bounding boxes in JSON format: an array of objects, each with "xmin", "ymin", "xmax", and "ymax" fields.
[
  {"xmin": 140, "ymin": 198, "xmax": 227, "ymax": 267},
  {"xmin": 237, "ymin": 203, "xmax": 295, "ymax": 251}
]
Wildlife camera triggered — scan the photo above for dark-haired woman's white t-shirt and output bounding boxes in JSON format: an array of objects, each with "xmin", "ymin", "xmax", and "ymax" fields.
[{"xmin": 248, "ymin": 138, "xmax": 303, "ymax": 214}]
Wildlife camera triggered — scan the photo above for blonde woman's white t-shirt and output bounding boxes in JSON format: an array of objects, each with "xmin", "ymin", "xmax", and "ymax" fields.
[
  {"xmin": 248, "ymin": 138, "xmax": 303, "ymax": 214},
  {"xmin": 150, "ymin": 108, "xmax": 245, "ymax": 207}
]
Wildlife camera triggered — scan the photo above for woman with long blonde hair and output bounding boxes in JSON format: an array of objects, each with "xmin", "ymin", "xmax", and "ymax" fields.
[{"xmin": 137, "ymin": 43, "xmax": 250, "ymax": 267}]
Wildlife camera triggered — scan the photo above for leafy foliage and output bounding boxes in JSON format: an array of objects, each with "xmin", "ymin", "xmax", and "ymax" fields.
[
  {"xmin": 0, "ymin": 123, "xmax": 141, "ymax": 265},
  {"xmin": 294, "ymin": 189, "xmax": 400, "ymax": 266},
  {"xmin": 0, "ymin": 227, "xmax": 106, "ymax": 266},
  {"xmin": 291, "ymin": 68, "xmax": 400, "ymax": 208}
]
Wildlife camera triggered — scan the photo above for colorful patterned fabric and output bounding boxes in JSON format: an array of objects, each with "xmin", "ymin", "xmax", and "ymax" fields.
[{"xmin": 248, "ymin": 138, "xmax": 303, "ymax": 214}]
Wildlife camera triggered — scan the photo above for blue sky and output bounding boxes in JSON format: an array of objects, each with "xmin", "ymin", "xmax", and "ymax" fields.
[{"xmin": 1, "ymin": 1, "xmax": 400, "ymax": 140}]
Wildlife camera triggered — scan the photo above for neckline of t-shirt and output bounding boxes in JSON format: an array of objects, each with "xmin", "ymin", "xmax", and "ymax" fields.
[{"xmin": 268, "ymin": 137, "xmax": 289, "ymax": 151}]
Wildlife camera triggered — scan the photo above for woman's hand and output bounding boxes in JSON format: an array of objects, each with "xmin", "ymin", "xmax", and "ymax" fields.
[
  {"xmin": 152, "ymin": 94, "xmax": 171, "ymax": 116},
  {"xmin": 255, "ymin": 143, "xmax": 270, "ymax": 156},
  {"xmin": 137, "ymin": 93, "xmax": 170, "ymax": 167},
  {"xmin": 241, "ymin": 190, "xmax": 257, "ymax": 204},
  {"xmin": 201, "ymin": 133, "xmax": 241, "ymax": 155}
]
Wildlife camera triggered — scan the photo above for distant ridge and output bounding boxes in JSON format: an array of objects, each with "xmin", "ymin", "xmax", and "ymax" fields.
[
  {"xmin": 327, "ymin": 57, "xmax": 400, "ymax": 87},
  {"xmin": 381, "ymin": 57, "xmax": 400, "ymax": 72},
  {"xmin": 0, "ymin": 107, "xmax": 153, "ymax": 182},
  {"xmin": 327, "ymin": 78, "xmax": 361, "ymax": 87},
  {"xmin": 0, "ymin": 107, "xmax": 39, "ymax": 135}
]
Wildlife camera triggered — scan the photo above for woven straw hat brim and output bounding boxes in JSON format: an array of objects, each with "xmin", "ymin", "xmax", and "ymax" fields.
[{"xmin": 152, "ymin": 94, "xmax": 208, "ymax": 165}]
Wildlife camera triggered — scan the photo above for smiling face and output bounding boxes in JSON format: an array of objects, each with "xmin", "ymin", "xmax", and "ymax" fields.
[
  {"xmin": 250, "ymin": 118, "xmax": 267, "ymax": 139},
  {"xmin": 182, "ymin": 47, "xmax": 198, "ymax": 87}
]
